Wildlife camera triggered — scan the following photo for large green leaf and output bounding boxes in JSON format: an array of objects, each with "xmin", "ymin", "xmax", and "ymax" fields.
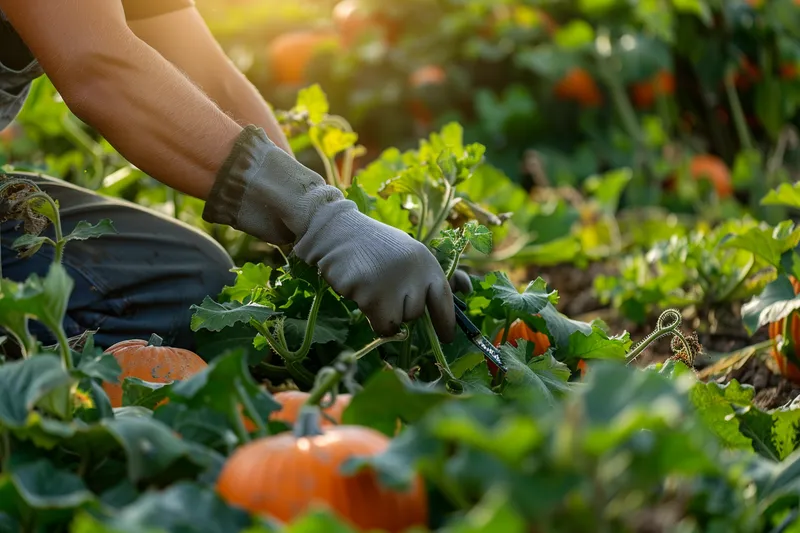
[
  {"xmin": 722, "ymin": 221, "xmax": 800, "ymax": 269},
  {"xmin": 566, "ymin": 325, "xmax": 631, "ymax": 363},
  {"xmin": 341, "ymin": 370, "xmax": 454, "ymax": 437},
  {"xmin": 500, "ymin": 341, "xmax": 572, "ymax": 405},
  {"xmin": 101, "ymin": 417, "xmax": 221, "ymax": 484},
  {"xmin": 741, "ymin": 276, "xmax": 800, "ymax": 335},
  {"xmin": 63, "ymin": 219, "xmax": 118, "ymax": 243},
  {"xmin": 0, "ymin": 355, "xmax": 73, "ymax": 428},
  {"xmin": 762, "ymin": 182, "xmax": 800, "ymax": 210},
  {"xmin": 220, "ymin": 263, "xmax": 273, "ymax": 304},
  {"xmin": 71, "ymin": 482, "xmax": 253, "ymax": 533},
  {"xmin": 9, "ymin": 458, "xmax": 94, "ymax": 510}
]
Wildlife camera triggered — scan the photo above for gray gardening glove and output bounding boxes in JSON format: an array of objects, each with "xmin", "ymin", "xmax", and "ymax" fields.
[
  {"xmin": 449, "ymin": 269, "xmax": 473, "ymax": 295},
  {"xmin": 202, "ymin": 126, "xmax": 456, "ymax": 342}
]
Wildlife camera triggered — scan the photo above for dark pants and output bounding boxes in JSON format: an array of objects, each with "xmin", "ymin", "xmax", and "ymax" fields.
[{"xmin": 1, "ymin": 172, "xmax": 236, "ymax": 351}]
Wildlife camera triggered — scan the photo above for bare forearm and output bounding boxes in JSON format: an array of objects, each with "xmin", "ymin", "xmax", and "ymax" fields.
[
  {"xmin": 61, "ymin": 35, "xmax": 243, "ymax": 200},
  {"xmin": 205, "ymin": 64, "xmax": 293, "ymax": 156}
]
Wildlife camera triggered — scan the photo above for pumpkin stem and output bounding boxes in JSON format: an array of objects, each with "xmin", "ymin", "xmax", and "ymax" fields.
[
  {"xmin": 293, "ymin": 405, "xmax": 325, "ymax": 438},
  {"xmin": 626, "ymin": 309, "xmax": 685, "ymax": 364},
  {"xmin": 147, "ymin": 333, "xmax": 163, "ymax": 347}
]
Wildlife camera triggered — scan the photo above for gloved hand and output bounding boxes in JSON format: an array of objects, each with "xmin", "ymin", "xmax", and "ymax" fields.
[
  {"xmin": 449, "ymin": 269, "xmax": 473, "ymax": 295},
  {"xmin": 203, "ymin": 126, "xmax": 456, "ymax": 342}
]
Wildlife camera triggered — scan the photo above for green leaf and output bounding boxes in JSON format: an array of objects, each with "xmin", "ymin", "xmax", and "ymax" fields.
[
  {"xmin": 220, "ymin": 263, "xmax": 273, "ymax": 304},
  {"xmin": 295, "ymin": 84, "xmax": 328, "ymax": 124},
  {"xmin": 443, "ymin": 487, "xmax": 526, "ymax": 533},
  {"xmin": 281, "ymin": 316, "xmax": 349, "ymax": 347},
  {"xmin": 169, "ymin": 349, "xmax": 281, "ymax": 434},
  {"xmin": 73, "ymin": 482, "xmax": 253, "ymax": 533},
  {"xmin": 490, "ymin": 273, "xmax": 559, "ymax": 316},
  {"xmin": 76, "ymin": 352, "xmax": 122, "ymax": 384},
  {"xmin": 464, "ymin": 223, "xmax": 493, "ymax": 255},
  {"xmin": 341, "ymin": 370, "xmax": 453, "ymax": 436},
  {"xmin": 101, "ymin": 417, "xmax": 220, "ymax": 484},
  {"xmin": 689, "ymin": 381, "xmax": 757, "ymax": 452},
  {"xmin": 722, "ymin": 221, "xmax": 800, "ymax": 268},
  {"xmin": 500, "ymin": 341, "xmax": 572, "ymax": 405},
  {"xmin": 319, "ymin": 128, "xmax": 358, "ymax": 159},
  {"xmin": 567, "ymin": 325, "xmax": 632, "ymax": 363},
  {"xmin": 583, "ymin": 168, "xmax": 633, "ymax": 215},
  {"xmin": 282, "ymin": 510, "xmax": 357, "ymax": 533},
  {"xmin": 0, "ymin": 355, "xmax": 73, "ymax": 428},
  {"xmin": 345, "ymin": 178, "xmax": 376, "ymax": 215},
  {"xmin": 0, "ymin": 263, "xmax": 74, "ymax": 348},
  {"xmin": 10, "ymin": 234, "xmax": 49, "ymax": 258},
  {"xmin": 10, "ymin": 458, "xmax": 94, "ymax": 509},
  {"xmin": 553, "ymin": 20, "xmax": 595, "ymax": 49},
  {"xmin": 762, "ymin": 182, "xmax": 800, "ymax": 210},
  {"xmin": 189, "ymin": 297, "xmax": 279, "ymax": 332},
  {"xmin": 121, "ymin": 378, "xmax": 171, "ymax": 409},
  {"xmin": 63, "ymin": 219, "xmax": 118, "ymax": 242},
  {"xmin": 741, "ymin": 276, "xmax": 800, "ymax": 335}
]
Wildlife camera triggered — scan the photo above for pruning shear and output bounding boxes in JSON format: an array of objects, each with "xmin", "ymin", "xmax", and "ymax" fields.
[{"xmin": 453, "ymin": 295, "xmax": 508, "ymax": 374}]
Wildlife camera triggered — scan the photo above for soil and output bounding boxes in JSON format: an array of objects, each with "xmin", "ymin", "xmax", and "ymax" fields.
[{"xmin": 531, "ymin": 260, "xmax": 800, "ymax": 411}]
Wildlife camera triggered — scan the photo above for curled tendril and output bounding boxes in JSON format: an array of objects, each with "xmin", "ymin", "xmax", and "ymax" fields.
[{"xmin": 627, "ymin": 309, "xmax": 695, "ymax": 365}]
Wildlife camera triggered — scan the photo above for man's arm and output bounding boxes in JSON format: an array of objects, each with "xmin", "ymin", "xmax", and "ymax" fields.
[
  {"xmin": 0, "ymin": 0, "xmax": 242, "ymax": 200},
  {"xmin": 126, "ymin": 7, "xmax": 293, "ymax": 156}
]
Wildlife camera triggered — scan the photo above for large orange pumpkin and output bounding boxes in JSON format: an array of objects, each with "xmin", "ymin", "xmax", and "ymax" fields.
[
  {"xmin": 554, "ymin": 68, "xmax": 603, "ymax": 107},
  {"xmin": 768, "ymin": 277, "xmax": 800, "ymax": 383},
  {"xmin": 217, "ymin": 414, "xmax": 428, "ymax": 531},
  {"xmin": 488, "ymin": 319, "xmax": 551, "ymax": 377},
  {"xmin": 267, "ymin": 29, "xmax": 339, "ymax": 85},
  {"xmin": 102, "ymin": 334, "xmax": 208, "ymax": 408},
  {"xmin": 631, "ymin": 70, "xmax": 675, "ymax": 109},
  {"xmin": 688, "ymin": 154, "xmax": 733, "ymax": 198}
]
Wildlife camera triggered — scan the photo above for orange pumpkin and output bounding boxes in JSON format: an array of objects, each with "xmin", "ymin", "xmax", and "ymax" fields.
[
  {"xmin": 217, "ymin": 416, "xmax": 428, "ymax": 531},
  {"xmin": 267, "ymin": 29, "xmax": 339, "ymax": 85},
  {"xmin": 688, "ymin": 154, "xmax": 733, "ymax": 198},
  {"xmin": 768, "ymin": 277, "xmax": 800, "ymax": 383},
  {"xmin": 554, "ymin": 68, "xmax": 603, "ymax": 107},
  {"xmin": 102, "ymin": 334, "xmax": 208, "ymax": 408},
  {"xmin": 631, "ymin": 70, "xmax": 675, "ymax": 109},
  {"xmin": 488, "ymin": 319, "xmax": 551, "ymax": 377},
  {"xmin": 242, "ymin": 391, "xmax": 352, "ymax": 432}
]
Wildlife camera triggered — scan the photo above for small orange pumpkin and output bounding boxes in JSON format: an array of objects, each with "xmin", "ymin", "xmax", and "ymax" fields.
[
  {"xmin": 217, "ymin": 410, "xmax": 428, "ymax": 531},
  {"xmin": 489, "ymin": 319, "xmax": 551, "ymax": 377},
  {"xmin": 242, "ymin": 391, "xmax": 352, "ymax": 432},
  {"xmin": 631, "ymin": 70, "xmax": 675, "ymax": 109},
  {"xmin": 688, "ymin": 154, "xmax": 733, "ymax": 198},
  {"xmin": 768, "ymin": 277, "xmax": 800, "ymax": 383},
  {"xmin": 102, "ymin": 334, "xmax": 208, "ymax": 408},
  {"xmin": 266, "ymin": 29, "xmax": 340, "ymax": 86},
  {"xmin": 554, "ymin": 67, "xmax": 603, "ymax": 107}
]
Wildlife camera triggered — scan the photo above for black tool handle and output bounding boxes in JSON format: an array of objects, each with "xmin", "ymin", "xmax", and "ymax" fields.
[{"xmin": 454, "ymin": 303, "xmax": 481, "ymax": 337}]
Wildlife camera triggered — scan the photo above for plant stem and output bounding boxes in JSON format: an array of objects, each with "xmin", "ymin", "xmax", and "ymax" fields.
[
  {"xmin": 354, "ymin": 326, "xmax": 410, "ymax": 360},
  {"xmin": 248, "ymin": 286, "xmax": 325, "ymax": 366},
  {"xmin": 26, "ymin": 192, "xmax": 64, "ymax": 262},
  {"xmin": 228, "ymin": 395, "xmax": 251, "ymax": 444},
  {"xmin": 421, "ymin": 310, "xmax": 459, "ymax": 386},
  {"xmin": 500, "ymin": 312, "xmax": 512, "ymax": 345},
  {"xmin": 54, "ymin": 327, "xmax": 73, "ymax": 371},
  {"xmin": 416, "ymin": 198, "xmax": 428, "ymax": 241},
  {"xmin": 234, "ymin": 379, "xmax": 267, "ymax": 438},
  {"xmin": 716, "ymin": 254, "xmax": 755, "ymax": 304},
  {"xmin": 724, "ymin": 67, "xmax": 754, "ymax": 151},
  {"xmin": 422, "ymin": 182, "xmax": 454, "ymax": 245}
]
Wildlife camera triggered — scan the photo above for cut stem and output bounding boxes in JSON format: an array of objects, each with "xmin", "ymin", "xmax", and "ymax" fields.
[{"xmin": 421, "ymin": 309, "xmax": 459, "ymax": 387}]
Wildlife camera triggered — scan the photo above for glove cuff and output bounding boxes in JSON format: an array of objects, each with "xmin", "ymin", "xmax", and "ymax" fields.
[{"xmin": 202, "ymin": 125, "xmax": 345, "ymax": 244}]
